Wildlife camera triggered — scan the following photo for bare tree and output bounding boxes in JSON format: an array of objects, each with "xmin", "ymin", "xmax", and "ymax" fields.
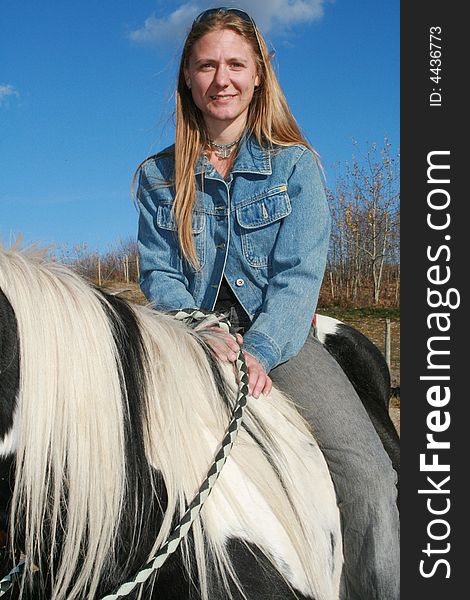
[
  {"xmin": 326, "ymin": 139, "xmax": 400, "ymax": 305},
  {"xmin": 55, "ymin": 236, "xmax": 140, "ymax": 285}
]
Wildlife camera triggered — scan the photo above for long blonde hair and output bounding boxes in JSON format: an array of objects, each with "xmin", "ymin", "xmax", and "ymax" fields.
[{"xmin": 137, "ymin": 10, "xmax": 316, "ymax": 269}]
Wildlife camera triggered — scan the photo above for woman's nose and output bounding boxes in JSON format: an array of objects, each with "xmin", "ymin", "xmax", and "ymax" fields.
[{"xmin": 214, "ymin": 65, "xmax": 230, "ymax": 87}]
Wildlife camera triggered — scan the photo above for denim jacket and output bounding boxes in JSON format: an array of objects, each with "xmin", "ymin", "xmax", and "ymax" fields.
[{"xmin": 137, "ymin": 135, "xmax": 330, "ymax": 372}]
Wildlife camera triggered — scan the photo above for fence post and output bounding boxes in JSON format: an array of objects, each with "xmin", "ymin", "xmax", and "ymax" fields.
[
  {"xmin": 384, "ymin": 318, "xmax": 391, "ymax": 369},
  {"xmin": 123, "ymin": 255, "xmax": 129, "ymax": 284},
  {"xmin": 97, "ymin": 256, "xmax": 102, "ymax": 288},
  {"xmin": 136, "ymin": 254, "xmax": 140, "ymax": 283}
]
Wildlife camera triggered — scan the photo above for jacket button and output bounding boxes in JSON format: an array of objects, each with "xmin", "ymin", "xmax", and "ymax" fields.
[{"xmin": 235, "ymin": 278, "xmax": 245, "ymax": 287}]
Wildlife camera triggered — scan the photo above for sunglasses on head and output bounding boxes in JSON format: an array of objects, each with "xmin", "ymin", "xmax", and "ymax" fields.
[
  {"xmin": 192, "ymin": 7, "xmax": 264, "ymax": 61},
  {"xmin": 192, "ymin": 7, "xmax": 257, "ymax": 29}
]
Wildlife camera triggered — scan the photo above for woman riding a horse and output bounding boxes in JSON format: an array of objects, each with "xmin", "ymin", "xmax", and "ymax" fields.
[{"xmin": 135, "ymin": 6, "xmax": 399, "ymax": 600}]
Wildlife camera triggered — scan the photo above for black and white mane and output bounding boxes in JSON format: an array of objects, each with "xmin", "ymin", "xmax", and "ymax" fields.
[{"xmin": 0, "ymin": 248, "xmax": 343, "ymax": 600}]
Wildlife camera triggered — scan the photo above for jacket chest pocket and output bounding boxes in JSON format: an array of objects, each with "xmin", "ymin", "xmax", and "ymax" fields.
[
  {"xmin": 155, "ymin": 204, "xmax": 206, "ymax": 268},
  {"xmin": 235, "ymin": 189, "xmax": 291, "ymax": 268}
]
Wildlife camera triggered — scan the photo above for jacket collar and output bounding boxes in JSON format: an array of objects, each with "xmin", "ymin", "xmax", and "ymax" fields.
[{"xmin": 194, "ymin": 134, "xmax": 272, "ymax": 177}]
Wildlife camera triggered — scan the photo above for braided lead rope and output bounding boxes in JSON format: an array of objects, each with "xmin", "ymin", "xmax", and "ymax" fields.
[
  {"xmin": 0, "ymin": 557, "xmax": 27, "ymax": 597},
  {"xmin": 172, "ymin": 309, "xmax": 231, "ymax": 332},
  {"xmin": 0, "ymin": 310, "xmax": 248, "ymax": 599}
]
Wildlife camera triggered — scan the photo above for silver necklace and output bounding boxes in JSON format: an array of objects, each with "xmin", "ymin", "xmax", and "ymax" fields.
[{"xmin": 210, "ymin": 138, "xmax": 240, "ymax": 159}]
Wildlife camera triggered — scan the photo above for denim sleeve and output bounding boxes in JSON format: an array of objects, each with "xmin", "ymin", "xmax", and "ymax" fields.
[
  {"xmin": 242, "ymin": 149, "xmax": 331, "ymax": 372},
  {"xmin": 136, "ymin": 167, "xmax": 198, "ymax": 311}
]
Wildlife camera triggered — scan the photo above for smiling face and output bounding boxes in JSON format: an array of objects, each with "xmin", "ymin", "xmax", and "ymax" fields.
[{"xmin": 184, "ymin": 28, "xmax": 260, "ymax": 140}]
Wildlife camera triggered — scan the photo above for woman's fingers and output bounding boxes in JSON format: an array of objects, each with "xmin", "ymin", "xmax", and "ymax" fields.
[
  {"xmin": 204, "ymin": 336, "xmax": 228, "ymax": 361},
  {"xmin": 244, "ymin": 352, "xmax": 272, "ymax": 398},
  {"xmin": 203, "ymin": 330, "xmax": 272, "ymax": 399},
  {"xmin": 215, "ymin": 327, "xmax": 242, "ymax": 343},
  {"xmin": 251, "ymin": 372, "xmax": 272, "ymax": 399},
  {"xmin": 263, "ymin": 375, "xmax": 273, "ymax": 396},
  {"xmin": 252, "ymin": 373, "xmax": 265, "ymax": 399},
  {"xmin": 207, "ymin": 326, "xmax": 241, "ymax": 353},
  {"xmin": 204, "ymin": 328, "xmax": 241, "ymax": 362}
]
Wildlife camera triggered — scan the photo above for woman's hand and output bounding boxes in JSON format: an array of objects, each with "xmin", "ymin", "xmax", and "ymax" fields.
[
  {"xmin": 202, "ymin": 326, "xmax": 243, "ymax": 363},
  {"xmin": 201, "ymin": 327, "xmax": 272, "ymax": 398},
  {"xmin": 244, "ymin": 352, "xmax": 272, "ymax": 399}
]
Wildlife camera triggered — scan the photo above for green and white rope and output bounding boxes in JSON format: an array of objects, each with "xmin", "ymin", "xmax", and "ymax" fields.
[{"xmin": 0, "ymin": 557, "xmax": 26, "ymax": 596}]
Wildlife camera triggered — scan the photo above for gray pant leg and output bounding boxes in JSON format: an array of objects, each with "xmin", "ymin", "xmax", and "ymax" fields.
[{"xmin": 270, "ymin": 329, "xmax": 400, "ymax": 600}]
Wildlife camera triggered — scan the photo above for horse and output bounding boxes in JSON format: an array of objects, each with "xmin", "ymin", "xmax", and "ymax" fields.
[{"xmin": 0, "ymin": 247, "xmax": 343, "ymax": 600}]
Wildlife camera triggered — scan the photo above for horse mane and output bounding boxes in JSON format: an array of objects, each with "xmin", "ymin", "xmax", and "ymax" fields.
[{"xmin": 0, "ymin": 247, "xmax": 341, "ymax": 600}]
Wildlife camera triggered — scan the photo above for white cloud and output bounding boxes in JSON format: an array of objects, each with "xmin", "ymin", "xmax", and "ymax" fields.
[
  {"xmin": 128, "ymin": 0, "xmax": 327, "ymax": 45},
  {"xmin": 128, "ymin": 3, "xmax": 200, "ymax": 45},
  {"xmin": 246, "ymin": 0, "xmax": 326, "ymax": 32},
  {"xmin": 0, "ymin": 84, "xmax": 19, "ymax": 106}
]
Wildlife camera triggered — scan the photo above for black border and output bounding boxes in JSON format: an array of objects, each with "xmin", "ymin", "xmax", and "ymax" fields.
[{"xmin": 401, "ymin": 3, "xmax": 466, "ymax": 597}]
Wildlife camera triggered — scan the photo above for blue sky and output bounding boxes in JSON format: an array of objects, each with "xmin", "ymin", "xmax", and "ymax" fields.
[{"xmin": 1, "ymin": 0, "xmax": 399, "ymax": 253}]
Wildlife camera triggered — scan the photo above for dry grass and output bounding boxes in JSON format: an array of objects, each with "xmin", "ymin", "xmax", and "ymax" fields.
[{"xmin": 99, "ymin": 281, "xmax": 147, "ymax": 305}]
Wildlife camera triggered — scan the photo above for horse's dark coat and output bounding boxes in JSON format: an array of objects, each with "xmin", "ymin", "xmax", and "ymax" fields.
[
  {"xmin": 96, "ymin": 292, "xmax": 169, "ymax": 595},
  {"xmin": 322, "ymin": 323, "xmax": 400, "ymax": 500},
  {"xmin": 0, "ymin": 289, "xmax": 19, "ymax": 442},
  {"xmin": 0, "ymin": 290, "xmax": 18, "ymax": 542},
  {"xmin": 147, "ymin": 539, "xmax": 316, "ymax": 600}
]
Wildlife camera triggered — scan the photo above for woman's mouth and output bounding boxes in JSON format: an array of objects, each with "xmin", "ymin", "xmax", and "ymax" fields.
[{"xmin": 210, "ymin": 94, "xmax": 237, "ymax": 103}]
